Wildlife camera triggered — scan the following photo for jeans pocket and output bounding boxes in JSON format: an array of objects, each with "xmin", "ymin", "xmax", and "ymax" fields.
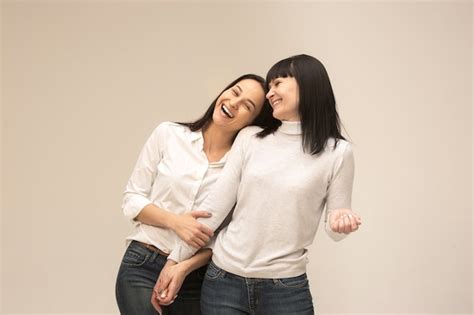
[
  {"xmin": 121, "ymin": 243, "xmax": 151, "ymax": 267},
  {"xmin": 205, "ymin": 261, "xmax": 226, "ymax": 281},
  {"xmin": 274, "ymin": 273, "xmax": 309, "ymax": 289}
]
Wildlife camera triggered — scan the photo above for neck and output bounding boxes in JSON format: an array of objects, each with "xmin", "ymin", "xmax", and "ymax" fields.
[
  {"xmin": 202, "ymin": 122, "xmax": 236, "ymax": 154},
  {"xmin": 278, "ymin": 120, "xmax": 302, "ymax": 135}
]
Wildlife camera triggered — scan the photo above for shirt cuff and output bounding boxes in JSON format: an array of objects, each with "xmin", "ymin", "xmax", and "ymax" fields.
[
  {"xmin": 123, "ymin": 195, "xmax": 153, "ymax": 221},
  {"xmin": 203, "ymin": 236, "xmax": 217, "ymax": 250},
  {"xmin": 168, "ymin": 244, "xmax": 196, "ymax": 263}
]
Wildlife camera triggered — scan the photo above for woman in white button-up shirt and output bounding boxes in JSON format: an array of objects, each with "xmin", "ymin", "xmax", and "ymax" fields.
[{"xmin": 115, "ymin": 74, "xmax": 280, "ymax": 315}]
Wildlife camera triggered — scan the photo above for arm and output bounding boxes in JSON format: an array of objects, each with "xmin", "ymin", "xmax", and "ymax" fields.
[
  {"xmin": 167, "ymin": 128, "xmax": 254, "ymax": 263},
  {"xmin": 122, "ymin": 123, "xmax": 213, "ymax": 247},
  {"xmin": 325, "ymin": 142, "xmax": 361, "ymax": 241},
  {"xmin": 137, "ymin": 204, "xmax": 214, "ymax": 248}
]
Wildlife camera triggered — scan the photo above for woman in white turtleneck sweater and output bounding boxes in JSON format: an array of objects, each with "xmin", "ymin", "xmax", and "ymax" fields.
[{"xmin": 154, "ymin": 55, "xmax": 362, "ymax": 315}]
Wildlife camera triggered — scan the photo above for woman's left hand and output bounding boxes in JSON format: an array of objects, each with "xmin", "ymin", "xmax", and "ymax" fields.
[
  {"xmin": 329, "ymin": 208, "xmax": 362, "ymax": 234},
  {"xmin": 152, "ymin": 260, "xmax": 188, "ymax": 309}
]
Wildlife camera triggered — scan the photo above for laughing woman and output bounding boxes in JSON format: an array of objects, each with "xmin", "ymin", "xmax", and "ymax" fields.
[
  {"xmin": 115, "ymin": 74, "xmax": 278, "ymax": 315},
  {"xmin": 156, "ymin": 55, "xmax": 362, "ymax": 314}
]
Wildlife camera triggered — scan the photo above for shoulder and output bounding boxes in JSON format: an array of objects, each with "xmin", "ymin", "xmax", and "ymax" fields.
[
  {"xmin": 153, "ymin": 121, "xmax": 191, "ymax": 138},
  {"xmin": 325, "ymin": 138, "xmax": 353, "ymax": 159},
  {"xmin": 235, "ymin": 126, "xmax": 263, "ymax": 141},
  {"xmin": 230, "ymin": 126, "xmax": 263, "ymax": 151}
]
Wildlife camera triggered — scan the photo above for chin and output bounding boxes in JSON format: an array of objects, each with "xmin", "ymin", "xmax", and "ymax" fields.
[{"xmin": 272, "ymin": 112, "xmax": 284, "ymax": 120}]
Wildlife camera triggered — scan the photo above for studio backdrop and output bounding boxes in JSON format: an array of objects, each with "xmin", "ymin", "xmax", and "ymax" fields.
[{"xmin": 1, "ymin": 1, "xmax": 472, "ymax": 314}]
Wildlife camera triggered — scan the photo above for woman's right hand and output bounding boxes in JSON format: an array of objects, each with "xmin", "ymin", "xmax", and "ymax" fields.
[{"xmin": 169, "ymin": 211, "xmax": 214, "ymax": 248}]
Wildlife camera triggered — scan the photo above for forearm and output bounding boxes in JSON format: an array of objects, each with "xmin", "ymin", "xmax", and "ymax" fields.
[
  {"xmin": 135, "ymin": 203, "xmax": 177, "ymax": 229},
  {"xmin": 178, "ymin": 249, "xmax": 212, "ymax": 276}
]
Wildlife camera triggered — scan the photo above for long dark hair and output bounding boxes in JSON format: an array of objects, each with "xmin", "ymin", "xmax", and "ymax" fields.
[
  {"xmin": 178, "ymin": 74, "xmax": 279, "ymax": 132},
  {"xmin": 258, "ymin": 54, "xmax": 345, "ymax": 155}
]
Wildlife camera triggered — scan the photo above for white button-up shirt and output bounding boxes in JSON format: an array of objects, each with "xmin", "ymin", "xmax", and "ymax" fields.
[{"xmin": 122, "ymin": 122, "xmax": 227, "ymax": 253}]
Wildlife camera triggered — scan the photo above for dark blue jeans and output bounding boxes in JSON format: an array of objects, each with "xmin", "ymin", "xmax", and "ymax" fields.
[
  {"xmin": 201, "ymin": 260, "xmax": 314, "ymax": 315},
  {"xmin": 115, "ymin": 240, "xmax": 206, "ymax": 315}
]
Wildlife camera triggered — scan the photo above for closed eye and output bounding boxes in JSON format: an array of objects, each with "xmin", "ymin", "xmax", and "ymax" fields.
[{"xmin": 269, "ymin": 79, "xmax": 282, "ymax": 89}]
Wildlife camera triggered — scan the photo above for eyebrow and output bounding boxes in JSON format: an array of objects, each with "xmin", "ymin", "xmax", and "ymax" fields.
[{"xmin": 235, "ymin": 84, "xmax": 256, "ymax": 110}]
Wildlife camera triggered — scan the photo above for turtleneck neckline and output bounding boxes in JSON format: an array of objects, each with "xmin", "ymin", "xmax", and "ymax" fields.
[{"xmin": 278, "ymin": 121, "xmax": 302, "ymax": 135}]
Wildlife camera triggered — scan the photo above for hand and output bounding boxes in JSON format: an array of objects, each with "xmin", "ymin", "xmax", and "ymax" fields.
[
  {"xmin": 329, "ymin": 208, "xmax": 361, "ymax": 234},
  {"xmin": 170, "ymin": 211, "xmax": 214, "ymax": 248},
  {"xmin": 152, "ymin": 260, "xmax": 188, "ymax": 307}
]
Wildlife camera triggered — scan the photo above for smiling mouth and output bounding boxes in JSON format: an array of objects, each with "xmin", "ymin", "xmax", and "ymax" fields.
[
  {"xmin": 221, "ymin": 105, "xmax": 234, "ymax": 118},
  {"xmin": 272, "ymin": 99, "xmax": 282, "ymax": 107}
]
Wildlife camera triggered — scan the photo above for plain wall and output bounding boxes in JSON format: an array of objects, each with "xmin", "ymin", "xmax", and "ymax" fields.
[
  {"xmin": 1, "ymin": 1, "xmax": 3, "ymax": 312},
  {"xmin": 2, "ymin": 1, "xmax": 472, "ymax": 314}
]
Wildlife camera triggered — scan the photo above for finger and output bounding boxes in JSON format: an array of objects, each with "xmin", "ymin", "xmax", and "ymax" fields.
[
  {"xmin": 330, "ymin": 218, "xmax": 339, "ymax": 232},
  {"xmin": 157, "ymin": 276, "xmax": 172, "ymax": 294},
  {"xmin": 161, "ymin": 277, "xmax": 182, "ymax": 304},
  {"xmin": 338, "ymin": 216, "xmax": 345, "ymax": 233},
  {"xmin": 349, "ymin": 215, "xmax": 358, "ymax": 231},
  {"xmin": 340, "ymin": 216, "xmax": 348, "ymax": 234},
  {"xmin": 350, "ymin": 212, "xmax": 362, "ymax": 224},
  {"xmin": 191, "ymin": 211, "xmax": 212, "ymax": 219},
  {"xmin": 189, "ymin": 240, "xmax": 201, "ymax": 249},
  {"xmin": 158, "ymin": 290, "xmax": 177, "ymax": 305},
  {"xmin": 167, "ymin": 280, "xmax": 180, "ymax": 301},
  {"xmin": 159, "ymin": 288, "xmax": 168, "ymax": 300},
  {"xmin": 200, "ymin": 224, "xmax": 214, "ymax": 237},
  {"xmin": 156, "ymin": 279, "xmax": 164, "ymax": 294},
  {"xmin": 159, "ymin": 296, "xmax": 177, "ymax": 306},
  {"xmin": 159, "ymin": 285, "xmax": 175, "ymax": 303},
  {"xmin": 336, "ymin": 218, "xmax": 344, "ymax": 233},
  {"xmin": 151, "ymin": 291, "xmax": 163, "ymax": 315},
  {"xmin": 344, "ymin": 216, "xmax": 352, "ymax": 234},
  {"xmin": 197, "ymin": 232, "xmax": 211, "ymax": 244},
  {"xmin": 351, "ymin": 214, "xmax": 361, "ymax": 228}
]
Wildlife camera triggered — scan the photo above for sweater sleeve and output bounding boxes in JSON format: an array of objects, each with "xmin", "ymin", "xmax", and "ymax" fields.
[
  {"xmin": 324, "ymin": 142, "xmax": 355, "ymax": 241},
  {"xmin": 168, "ymin": 128, "xmax": 252, "ymax": 263},
  {"xmin": 121, "ymin": 123, "xmax": 166, "ymax": 221}
]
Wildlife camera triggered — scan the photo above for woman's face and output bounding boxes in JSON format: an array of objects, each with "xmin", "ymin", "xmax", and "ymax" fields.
[
  {"xmin": 212, "ymin": 79, "xmax": 266, "ymax": 132},
  {"xmin": 266, "ymin": 76, "xmax": 300, "ymax": 121}
]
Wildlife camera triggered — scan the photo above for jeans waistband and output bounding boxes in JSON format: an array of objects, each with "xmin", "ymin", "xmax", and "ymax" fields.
[{"xmin": 132, "ymin": 240, "xmax": 169, "ymax": 257}]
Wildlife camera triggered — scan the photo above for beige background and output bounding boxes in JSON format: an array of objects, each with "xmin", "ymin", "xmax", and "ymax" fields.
[{"xmin": 1, "ymin": 1, "xmax": 472, "ymax": 314}]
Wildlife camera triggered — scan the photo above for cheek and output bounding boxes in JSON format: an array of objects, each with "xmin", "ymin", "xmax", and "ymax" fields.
[
  {"xmin": 237, "ymin": 111, "xmax": 255, "ymax": 124},
  {"xmin": 291, "ymin": 95, "xmax": 299, "ymax": 110},
  {"xmin": 211, "ymin": 106, "xmax": 220, "ymax": 119}
]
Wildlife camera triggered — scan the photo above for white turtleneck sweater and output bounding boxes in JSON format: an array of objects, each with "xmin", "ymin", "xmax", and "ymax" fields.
[{"xmin": 169, "ymin": 121, "xmax": 354, "ymax": 278}]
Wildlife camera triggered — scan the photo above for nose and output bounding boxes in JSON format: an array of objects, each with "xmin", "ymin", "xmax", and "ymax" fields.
[
  {"xmin": 229, "ymin": 99, "xmax": 238, "ymax": 109},
  {"xmin": 266, "ymin": 89, "xmax": 274, "ymax": 100}
]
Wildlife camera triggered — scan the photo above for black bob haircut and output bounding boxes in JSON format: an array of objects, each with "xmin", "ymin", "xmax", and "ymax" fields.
[{"xmin": 258, "ymin": 54, "xmax": 345, "ymax": 155}]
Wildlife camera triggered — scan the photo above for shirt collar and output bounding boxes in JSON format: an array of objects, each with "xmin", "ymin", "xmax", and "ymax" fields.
[
  {"xmin": 278, "ymin": 121, "xmax": 302, "ymax": 135},
  {"xmin": 190, "ymin": 129, "xmax": 203, "ymax": 142},
  {"xmin": 190, "ymin": 129, "xmax": 227, "ymax": 166}
]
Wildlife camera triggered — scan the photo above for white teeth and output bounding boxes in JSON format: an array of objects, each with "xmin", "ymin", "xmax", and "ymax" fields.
[
  {"xmin": 222, "ymin": 105, "xmax": 234, "ymax": 118},
  {"xmin": 272, "ymin": 99, "xmax": 282, "ymax": 106}
]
